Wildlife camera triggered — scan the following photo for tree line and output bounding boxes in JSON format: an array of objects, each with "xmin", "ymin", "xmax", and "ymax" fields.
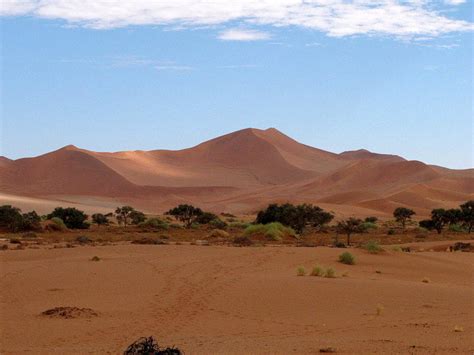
[{"xmin": 0, "ymin": 200, "xmax": 472, "ymax": 237}]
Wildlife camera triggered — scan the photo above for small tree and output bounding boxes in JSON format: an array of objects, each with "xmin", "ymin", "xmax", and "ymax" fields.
[
  {"xmin": 166, "ymin": 204, "xmax": 203, "ymax": 228},
  {"xmin": 92, "ymin": 213, "xmax": 109, "ymax": 227},
  {"xmin": 47, "ymin": 207, "xmax": 89, "ymax": 229},
  {"xmin": 443, "ymin": 208, "xmax": 462, "ymax": 226},
  {"xmin": 336, "ymin": 218, "xmax": 364, "ymax": 246},
  {"xmin": 20, "ymin": 211, "xmax": 41, "ymax": 231},
  {"xmin": 393, "ymin": 207, "xmax": 415, "ymax": 229},
  {"xmin": 364, "ymin": 216, "xmax": 378, "ymax": 224},
  {"xmin": 0, "ymin": 205, "xmax": 23, "ymax": 232},
  {"xmin": 419, "ymin": 208, "xmax": 448, "ymax": 234},
  {"xmin": 195, "ymin": 212, "xmax": 219, "ymax": 225},
  {"xmin": 460, "ymin": 200, "xmax": 474, "ymax": 233},
  {"xmin": 115, "ymin": 206, "xmax": 135, "ymax": 227}
]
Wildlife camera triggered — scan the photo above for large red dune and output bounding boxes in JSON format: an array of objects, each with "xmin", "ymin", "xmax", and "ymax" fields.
[{"xmin": 0, "ymin": 128, "xmax": 472, "ymax": 216}]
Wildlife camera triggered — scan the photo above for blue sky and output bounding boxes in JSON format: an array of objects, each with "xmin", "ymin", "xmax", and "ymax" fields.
[{"xmin": 0, "ymin": 1, "xmax": 472, "ymax": 169}]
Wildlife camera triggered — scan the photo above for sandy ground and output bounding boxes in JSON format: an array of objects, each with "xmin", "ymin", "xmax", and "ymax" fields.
[{"xmin": 1, "ymin": 242, "xmax": 473, "ymax": 354}]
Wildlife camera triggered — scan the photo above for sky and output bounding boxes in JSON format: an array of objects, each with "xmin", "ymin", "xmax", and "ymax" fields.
[{"xmin": 0, "ymin": 0, "xmax": 473, "ymax": 169}]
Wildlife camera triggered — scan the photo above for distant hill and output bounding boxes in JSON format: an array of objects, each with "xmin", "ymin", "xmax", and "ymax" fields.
[{"xmin": 1, "ymin": 128, "xmax": 472, "ymax": 216}]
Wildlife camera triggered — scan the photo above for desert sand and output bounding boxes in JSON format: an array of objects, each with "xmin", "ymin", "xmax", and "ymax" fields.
[
  {"xmin": 1, "ymin": 242, "xmax": 473, "ymax": 354},
  {"xmin": 1, "ymin": 128, "xmax": 472, "ymax": 217}
]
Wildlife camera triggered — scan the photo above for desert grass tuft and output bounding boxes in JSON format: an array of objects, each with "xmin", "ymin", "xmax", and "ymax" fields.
[
  {"xmin": 338, "ymin": 251, "xmax": 355, "ymax": 265},
  {"xmin": 90, "ymin": 256, "xmax": 101, "ymax": 261},
  {"xmin": 454, "ymin": 325, "xmax": 464, "ymax": 332},
  {"xmin": 376, "ymin": 304, "xmax": 384, "ymax": 316},
  {"xmin": 364, "ymin": 240, "xmax": 383, "ymax": 254},
  {"xmin": 297, "ymin": 266, "xmax": 306, "ymax": 276},
  {"xmin": 310, "ymin": 265, "xmax": 324, "ymax": 277},
  {"xmin": 422, "ymin": 277, "xmax": 431, "ymax": 283},
  {"xmin": 324, "ymin": 267, "xmax": 336, "ymax": 278}
]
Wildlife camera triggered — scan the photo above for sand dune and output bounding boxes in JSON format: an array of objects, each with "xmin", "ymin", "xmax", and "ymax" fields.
[{"xmin": 0, "ymin": 128, "xmax": 471, "ymax": 216}]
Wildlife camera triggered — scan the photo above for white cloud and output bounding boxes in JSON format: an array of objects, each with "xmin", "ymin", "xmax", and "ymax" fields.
[
  {"xmin": 218, "ymin": 29, "xmax": 270, "ymax": 41},
  {"xmin": 444, "ymin": 0, "xmax": 466, "ymax": 5},
  {"xmin": 1, "ymin": 1, "xmax": 473, "ymax": 40},
  {"xmin": 155, "ymin": 65, "xmax": 193, "ymax": 71}
]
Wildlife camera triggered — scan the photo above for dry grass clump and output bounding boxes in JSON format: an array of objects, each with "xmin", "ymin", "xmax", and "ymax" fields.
[
  {"xmin": 324, "ymin": 268, "xmax": 336, "ymax": 278},
  {"xmin": 338, "ymin": 252, "xmax": 355, "ymax": 265},
  {"xmin": 364, "ymin": 240, "xmax": 383, "ymax": 254},
  {"xmin": 90, "ymin": 256, "xmax": 101, "ymax": 261},
  {"xmin": 310, "ymin": 265, "xmax": 324, "ymax": 277},
  {"xmin": 454, "ymin": 325, "xmax": 464, "ymax": 332},
  {"xmin": 391, "ymin": 245, "xmax": 403, "ymax": 252},
  {"xmin": 244, "ymin": 222, "xmax": 295, "ymax": 241},
  {"xmin": 376, "ymin": 304, "xmax": 384, "ymax": 316},
  {"xmin": 207, "ymin": 229, "xmax": 230, "ymax": 239},
  {"xmin": 422, "ymin": 277, "xmax": 431, "ymax": 283},
  {"xmin": 297, "ymin": 266, "xmax": 306, "ymax": 276}
]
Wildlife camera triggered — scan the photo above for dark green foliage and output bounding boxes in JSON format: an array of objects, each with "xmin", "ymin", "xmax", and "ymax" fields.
[
  {"xmin": 255, "ymin": 203, "xmax": 333, "ymax": 233},
  {"xmin": 47, "ymin": 207, "xmax": 89, "ymax": 229},
  {"xmin": 419, "ymin": 208, "xmax": 448, "ymax": 234},
  {"xmin": 336, "ymin": 218, "xmax": 364, "ymax": 246},
  {"xmin": 0, "ymin": 206, "xmax": 42, "ymax": 232},
  {"xmin": 115, "ymin": 206, "xmax": 136, "ymax": 227},
  {"xmin": 129, "ymin": 210, "xmax": 146, "ymax": 225},
  {"xmin": 393, "ymin": 207, "xmax": 415, "ymax": 229},
  {"xmin": 209, "ymin": 218, "xmax": 228, "ymax": 229},
  {"xmin": 460, "ymin": 200, "xmax": 474, "ymax": 233},
  {"xmin": 444, "ymin": 208, "xmax": 462, "ymax": 225},
  {"xmin": 195, "ymin": 212, "xmax": 218, "ymax": 224},
  {"xmin": 0, "ymin": 205, "xmax": 23, "ymax": 232},
  {"xmin": 92, "ymin": 213, "xmax": 109, "ymax": 226},
  {"xmin": 166, "ymin": 204, "xmax": 203, "ymax": 228},
  {"xmin": 138, "ymin": 218, "xmax": 169, "ymax": 230},
  {"xmin": 364, "ymin": 216, "xmax": 378, "ymax": 223},
  {"xmin": 124, "ymin": 336, "xmax": 182, "ymax": 355}
]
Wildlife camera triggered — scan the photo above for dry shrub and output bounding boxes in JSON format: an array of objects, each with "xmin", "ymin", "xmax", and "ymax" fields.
[{"xmin": 41, "ymin": 306, "xmax": 97, "ymax": 319}]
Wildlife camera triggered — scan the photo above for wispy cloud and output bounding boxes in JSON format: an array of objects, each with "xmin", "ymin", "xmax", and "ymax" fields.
[
  {"xmin": 1, "ymin": 1, "xmax": 473, "ymax": 41},
  {"xmin": 218, "ymin": 29, "xmax": 270, "ymax": 41},
  {"xmin": 305, "ymin": 42, "xmax": 322, "ymax": 47},
  {"xmin": 155, "ymin": 65, "xmax": 193, "ymax": 71},
  {"xmin": 218, "ymin": 64, "xmax": 259, "ymax": 69}
]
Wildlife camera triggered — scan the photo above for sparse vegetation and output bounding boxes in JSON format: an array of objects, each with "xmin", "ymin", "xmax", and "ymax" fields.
[
  {"xmin": 422, "ymin": 277, "xmax": 431, "ymax": 283},
  {"xmin": 324, "ymin": 268, "xmax": 336, "ymax": 278},
  {"xmin": 115, "ymin": 206, "xmax": 136, "ymax": 227},
  {"xmin": 256, "ymin": 203, "xmax": 333, "ymax": 233},
  {"xmin": 90, "ymin": 256, "xmax": 101, "ymax": 261},
  {"xmin": 47, "ymin": 207, "xmax": 89, "ymax": 229},
  {"xmin": 391, "ymin": 245, "xmax": 402, "ymax": 252},
  {"xmin": 166, "ymin": 204, "xmax": 204, "ymax": 228},
  {"xmin": 376, "ymin": 304, "xmax": 384, "ymax": 316},
  {"xmin": 244, "ymin": 222, "xmax": 296, "ymax": 241},
  {"xmin": 296, "ymin": 266, "xmax": 306, "ymax": 276},
  {"xmin": 0, "ymin": 205, "xmax": 41, "ymax": 232},
  {"xmin": 336, "ymin": 218, "xmax": 365, "ymax": 246},
  {"xmin": 364, "ymin": 240, "xmax": 383, "ymax": 254},
  {"xmin": 393, "ymin": 207, "xmax": 415, "ymax": 229},
  {"xmin": 310, "ymin": 265, "xmax": 324, "ymax": 276},
  {"xmin": 338, "ymin": 251, "xmax": 355, "ymax": 265},
  {"xmin": 92, "ymin": 213, "xmax": 109, "ymax": 227},
  {"xmin": 232, "ymin": 235, "xmax": 253, "ymax": 246},
  {"xmin": 138, "ymin": 218, "xmax": 169, "ymax": 230}
]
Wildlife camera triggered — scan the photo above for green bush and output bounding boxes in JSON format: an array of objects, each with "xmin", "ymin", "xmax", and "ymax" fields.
[
  {"xmin": 209, "ymin": 218, "xmax": 228, "ymax": 229},
  {"xmin": 244, "ymin": 222, "xmax": 295, "ymax": 241},
  {"xmin": 448, "ymin": 223, "xmax": 467, "ymax": 233},
  {"xmin": 229, "ymin": 222, "xmax": 251, "ymax": 229},
  {"xmin": 391, "ymin": 245, "xmax": 402, "ymax": 252},
  {"xmin": 361, "ymin": 222, "xmax": 378, "ymax": 230},
  {"xmin": 338, "ymin": 252, "xmax": 355, "ymax": 265},
  {"xmin": 50, "ymin": 217, "xmax": 67, "ymax": 231},
  {"xmin": 364, "ymin": 240, "xmax": 383, "ymax": 254},
  {"xmin": 138, "ymin": 218, "xmax": 169, "ymax": 230},
  {"xmin": 325, "ymin": 268, "xmax": 336, "ymax": 278},
  {"xmin": 310, "ymin": 265, "xmax": 324, "ymax": 276}
]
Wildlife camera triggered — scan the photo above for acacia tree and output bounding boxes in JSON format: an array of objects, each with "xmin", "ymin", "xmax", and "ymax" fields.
[
  {"xmin": 47, "ymin": 207, "xmax": 89, "ymax": 229},
  {"xmin": 460, "ymin": 200, "xmax": 474, "ymax": 233},
  {"xmin": 336, "ymin": 218, "xmax": 365, "ymax": 246},
  {"xmin": 166, "ymin": 204, "xmax": 203, "ymax": 228},
  {"xmin": 92, "ymin": 213, "xmax": 109, "ymax": 227},
  {"xmin": 130, "ymin": 210, "xmax": 146, "ymax": 225},
  {"xmin": 419, "ymin": 208, "xmax": 448, "ymax": 234},
  {"xmin": 255, "ymin": 203, "xmax": 333, "ymax": 233},
  {"xmin": 393, "ymin": 207, "xmax": 415, "ymax": 229},
  {"xmin": 115, "ymin": 206, "xmax": 135, "ymax": 227}
]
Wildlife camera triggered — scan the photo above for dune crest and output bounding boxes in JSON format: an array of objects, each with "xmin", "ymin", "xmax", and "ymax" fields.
[{"xmin": 0, "ymin": 128, "xmax": 471, "ymax": 216}]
